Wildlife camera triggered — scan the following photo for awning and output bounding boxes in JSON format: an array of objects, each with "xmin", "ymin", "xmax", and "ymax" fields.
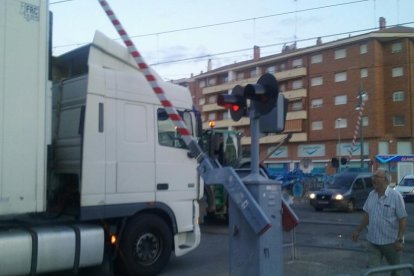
[{"xmin": 375, "ymin": 155, "xmax": 414, "ymax": 164}]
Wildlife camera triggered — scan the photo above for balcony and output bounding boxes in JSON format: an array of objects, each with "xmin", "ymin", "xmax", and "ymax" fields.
[
  {"xmin": 202, "ymin": 110, "xmax": 307, "ymax": 130},
  {"xmin": 241, "ymin": 132, "xmax": 307, "ymax": 145},
  {"xmin": 282, "ymin": 88, "xmax": 307, "ymax": 100},
  {"xmin": 275, "ymin": 67, "xmax": 307, "ymax": 81},
  {"xmin": 202, "ymin": 117, "xmax": 250, "ymax": 129},
  {"xmin": 203, "ymin": 103, "xmax": 225, "ymax": 112},
  {"xmin": 287, "ymin": 110, "xmax": 307, "ymax": 120},
  {"xmin": 202, "ymin": 67, "xmax": 307, "ymax": 95}
]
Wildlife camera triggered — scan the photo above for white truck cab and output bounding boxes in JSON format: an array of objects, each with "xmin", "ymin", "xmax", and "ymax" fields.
[{"xmin": 0, "ymin": 1, "xmax": 201, "ymax": 274}]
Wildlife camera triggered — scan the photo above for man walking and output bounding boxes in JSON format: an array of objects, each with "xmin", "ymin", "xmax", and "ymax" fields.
[{"xmin": 352, "ymin": 169, "xmax": 407, "ymax": 275}]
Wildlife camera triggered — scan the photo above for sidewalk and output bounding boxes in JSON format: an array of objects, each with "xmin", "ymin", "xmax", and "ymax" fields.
[
  {"xmin": 284, "ymin": 246, "xmax": 413, "ymax": 276},
  {"xmin": 201, "ymin": 224, "xmax": 413, "ymax": 276}
]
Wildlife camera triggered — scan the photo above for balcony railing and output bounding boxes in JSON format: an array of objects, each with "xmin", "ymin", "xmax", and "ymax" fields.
[{"xmin": 202, "ymin": 67, "xmax": 307, "ymax": 95}]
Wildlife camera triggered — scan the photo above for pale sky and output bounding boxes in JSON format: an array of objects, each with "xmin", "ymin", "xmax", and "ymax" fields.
[{"xmin": 50, "ymin": 0, "xmax": 414, "ymax": 80}]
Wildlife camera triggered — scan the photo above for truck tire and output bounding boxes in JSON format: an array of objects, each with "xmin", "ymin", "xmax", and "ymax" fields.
[{"xmin": 119, "ymin": 214, "xmax": 173, "ymax": 276}]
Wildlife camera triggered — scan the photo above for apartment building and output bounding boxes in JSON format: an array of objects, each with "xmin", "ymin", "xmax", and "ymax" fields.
[{"xmin": 188, "ymin": 20, "xmax": 414, "ymax": 178}]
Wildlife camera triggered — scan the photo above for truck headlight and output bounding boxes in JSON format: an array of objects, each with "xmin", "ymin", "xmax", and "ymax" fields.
[
  {"xmin": 309, "ymin": 193, "xmax": 316, "ymax": 199},
  {"xmin": 334, "ymin": 194, "xmax": 344, "ymax": 200}
]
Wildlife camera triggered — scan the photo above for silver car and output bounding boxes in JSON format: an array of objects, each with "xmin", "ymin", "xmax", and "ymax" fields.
[{"xmin": 395, "ymin": 174, "xmax": 414, "ymax": 202}]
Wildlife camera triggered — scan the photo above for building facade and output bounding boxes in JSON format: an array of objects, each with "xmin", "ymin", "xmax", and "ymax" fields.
[{"xmin": 188, "ymin": 23, "xmax": 414, "ymax": 181}]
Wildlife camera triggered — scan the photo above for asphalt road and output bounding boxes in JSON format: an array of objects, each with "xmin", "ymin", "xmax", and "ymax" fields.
[{"xmin": 160, "ymin": 200, "xmax": 414, "ymax": 276}]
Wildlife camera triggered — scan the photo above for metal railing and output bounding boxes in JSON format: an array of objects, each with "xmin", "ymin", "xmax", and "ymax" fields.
[{"xmin": 361, "ymin": 263, "xmax": 414, "ymax": 275}]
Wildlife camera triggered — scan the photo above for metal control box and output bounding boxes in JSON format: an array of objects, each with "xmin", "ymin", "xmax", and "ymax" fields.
[{"xmin": 229, "ymin": 177, "xmax": 283, "ymax": 276}]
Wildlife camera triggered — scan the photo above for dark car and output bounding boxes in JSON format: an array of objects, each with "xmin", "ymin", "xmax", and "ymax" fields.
[{"xmin": 309, "ymin": 172, "xmax": 373, "ymax": 212}]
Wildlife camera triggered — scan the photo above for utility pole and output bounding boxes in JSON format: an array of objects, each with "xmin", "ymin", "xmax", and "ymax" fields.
[
  {"xmin": 336, "ymin": 118, "xmax": 342, "ymax": 172},
  {"xmin": 356, "ymin": 90, "xmax": 368, "ymax": 170}
]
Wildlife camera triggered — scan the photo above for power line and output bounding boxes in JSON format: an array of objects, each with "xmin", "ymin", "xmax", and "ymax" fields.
[
  {"xmin": 149, "ymin": 21, "xmax": 414, "ymax": 66},
  {"xmin": 50, "ymin": 0, "xmax": 75, "ymax": 5},
  {"xmin": 129, "ymin": 0, "xmax": 369, "ymax": 38},
  {"xmin": 52, "ymin": 0, "xmax": 369, "ymax": 49}
]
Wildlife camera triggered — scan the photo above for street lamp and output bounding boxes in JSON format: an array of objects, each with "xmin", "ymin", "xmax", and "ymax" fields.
[
  {"xmin": 355, "ymin": 90, "xmax": 368, "ymax": 170},
  {"xmin": 336, "ymin": 118, "xmax": 342, "ymax": 172}
]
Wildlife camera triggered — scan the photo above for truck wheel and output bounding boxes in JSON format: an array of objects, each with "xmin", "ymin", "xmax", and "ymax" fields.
[{"xmin": 119, "ymin": 214, "xmax": 172, "ymax": 276}]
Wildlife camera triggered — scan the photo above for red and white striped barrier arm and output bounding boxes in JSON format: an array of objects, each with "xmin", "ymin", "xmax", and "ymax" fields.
[
  {"xmin": 97, "ymin": 0, "xmax": 199, "ymax": 153},
  {"xmin": 347, "ymin": 100, "xmax": 365, "ymax": 161}
]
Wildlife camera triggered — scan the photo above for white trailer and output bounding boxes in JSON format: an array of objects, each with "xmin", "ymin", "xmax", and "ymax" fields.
[{"xmin": 0, "ymin": 1, "xmax": 201, "ymax": 275}]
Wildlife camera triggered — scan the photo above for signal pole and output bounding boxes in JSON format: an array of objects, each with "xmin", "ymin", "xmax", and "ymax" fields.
[{"xmin": 226, "ymin": 74, "xmax": 285, "ymax": 276}]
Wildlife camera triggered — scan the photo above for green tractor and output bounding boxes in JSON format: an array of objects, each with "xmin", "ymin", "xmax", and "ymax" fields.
[{"xmin": 200, "ymin": 127, "xmax": 242, "ymax": 219}]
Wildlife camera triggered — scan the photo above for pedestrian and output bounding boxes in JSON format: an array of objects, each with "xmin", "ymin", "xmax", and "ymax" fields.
[{"xmin": 352, "ymin": 169, "xmax": 407, "ymax": 276}]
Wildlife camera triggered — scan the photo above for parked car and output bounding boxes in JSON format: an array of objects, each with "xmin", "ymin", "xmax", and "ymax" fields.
[
  {"xmin": 309, "ymin": 172, "xmax": 373, "ymax": 212},
  {"xmin": 394, "ymin": 174, "xmax": 414, "ymax": 202}
]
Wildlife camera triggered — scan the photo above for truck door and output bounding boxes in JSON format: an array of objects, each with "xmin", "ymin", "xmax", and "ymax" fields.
[
  {"xmin": 155, "ymin": 108, "xmax": 198, "ymax": 226},
  {"xmin": 114, "ymin": 100, "xmax": 156, "ymax": 199}
]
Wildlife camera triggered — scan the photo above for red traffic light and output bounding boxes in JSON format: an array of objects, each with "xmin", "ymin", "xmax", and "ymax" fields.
[
  {"xmin": 245, "ymin": 73, "xmax": 279, "ymax": 116},
  {"xmin": 232, "ymin": 105, "xmax": 240, "ymax": 112},
  {"xmin": 217, "ymin": 85, "xmax": 247, "ymax": 121}
]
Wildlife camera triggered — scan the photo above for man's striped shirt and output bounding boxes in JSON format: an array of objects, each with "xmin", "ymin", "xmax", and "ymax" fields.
[{"xmin": 363, "ymin": 186, "xmax": 407, "ymax": 245}]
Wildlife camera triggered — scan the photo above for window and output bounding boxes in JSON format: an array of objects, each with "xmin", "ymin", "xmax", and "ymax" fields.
[
  {"xmin": 223, "ymin": 111, "xmax": 230, "ymax": 120},
  {"xmin": 334, "ymin": 49, "xmax": 346, "ymax": 59},
  {"xmin": 360, "ymin": 68, "xmax": 368, "ymax": 78},
  {"xmin": 311, "ymin": 121, "xmax": 323, "ymax": 130},
  {"xmin": 354, "ymin": 179, "xmax": 364, "ymax": 190},
  {"xmin": 279, "ymin": 84, "xmax": 286, "ymax": 92},
  {"xmin": 208, "ymin": 95, "xmax": 217, "ymax": 104},
  {"xmin": 392, "ymin": 67, "xmax": 403, "ymax": 77},
  {"xmin": 311, "ymin": 98, "xmax": 323, "ymax": 108},
  {"xmin": 378, "ymin": 141, "xmax": 389, "ymax": 155},
  {"xmin": 208, "ymin": 113, "xmax": 216, "ymax": 121},
  {"xmin": 199, "ymin": 97, "xmax": 205, "ymax": 105},
  {"xmin": 360, "ymin": 44, "xmax": 368, "ymax": 54},
  {"xmin": 237, "ymin": 72, "xmax": 244, "ymax": 80},
  {"xmin": 393, "ymin": 115, "xmax": 405, "ymax": 126},
  {"xmin": 392, "ymin": 42, "xmax": 402, "ymax": 53},
  {"xmin": 365, "ymin": 178, "xmax": 373, "ymax": 188},
  {"xmin": 266, "ymin": 66, "xmax": 276, "ymax": 74},
  {"xmin": 335, "ymin": 118, "xmax": 347, "ymax": 128},
  {"xmin": 311, "ymin": 76, "xmax": 323, "ymax": 86},
  {"xmin": 157, "ymin": 108, "xmax": 190, "ymax": 149},
  {"xmin": 250, "ymin": 68, "xmax": 257, "ymax": 77},
  {"xmin": 397, "ymin": 141, "xmax": 412, "ymax": 154},
  {"xmin": 199, "ymin": 80, "xmax": 206, "ymax": 88},
  {"xmin": 292, "ymin": 58, "xmax": 303, "ymax": 67},
  {"xmin": 292, "ymin": 79, "xmax": 303, "ymax": 90},
  {"xmin": 335, "ymin": 72, "xmax": 347, "ymax": 82},
  {"xmin": 393, "ymin": 91, "xmax": 405, "ymax": 102},
  {"xmin": 280, "ymin": 63, "xmax": 286, "ymax": 71},
  {"xmin": 292, "ymin": 100, "xmax": 303, "ymax": 111},
  {"xmin": 335, "ymin": 95, "xmax": 347, "ymax": 105},
  {"xmin": 208, "ymin": 77, "xmax": 216, "ymax": 86},
  {"xmin": 362, "ymin": 116, "xmax": 369, "ymax": 127},
  {"xmin": 223, "ymin": 76, "xmax": 228, "ymax": 83},
  {"xmin": 311, "ymin": 54, "xmax": 322, "ymax": 64}
]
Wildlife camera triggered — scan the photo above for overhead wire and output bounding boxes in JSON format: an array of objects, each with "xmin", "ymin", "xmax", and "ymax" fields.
[
  {"xmin": 52, "ymin": 0, "xmax": 370, "ymax": 49},
  {"xmin": 150, "ymin": 21, "xmax": 414, "ymax": 66}
]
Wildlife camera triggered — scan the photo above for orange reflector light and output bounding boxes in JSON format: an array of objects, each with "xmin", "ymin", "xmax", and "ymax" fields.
[
  {"xmin": 110, "ymin": 234, "xmax": 117, "ymax": 245},
  {"xmin": 208, "ymin": 120, "xmax": 216, "ymax": 128}
]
